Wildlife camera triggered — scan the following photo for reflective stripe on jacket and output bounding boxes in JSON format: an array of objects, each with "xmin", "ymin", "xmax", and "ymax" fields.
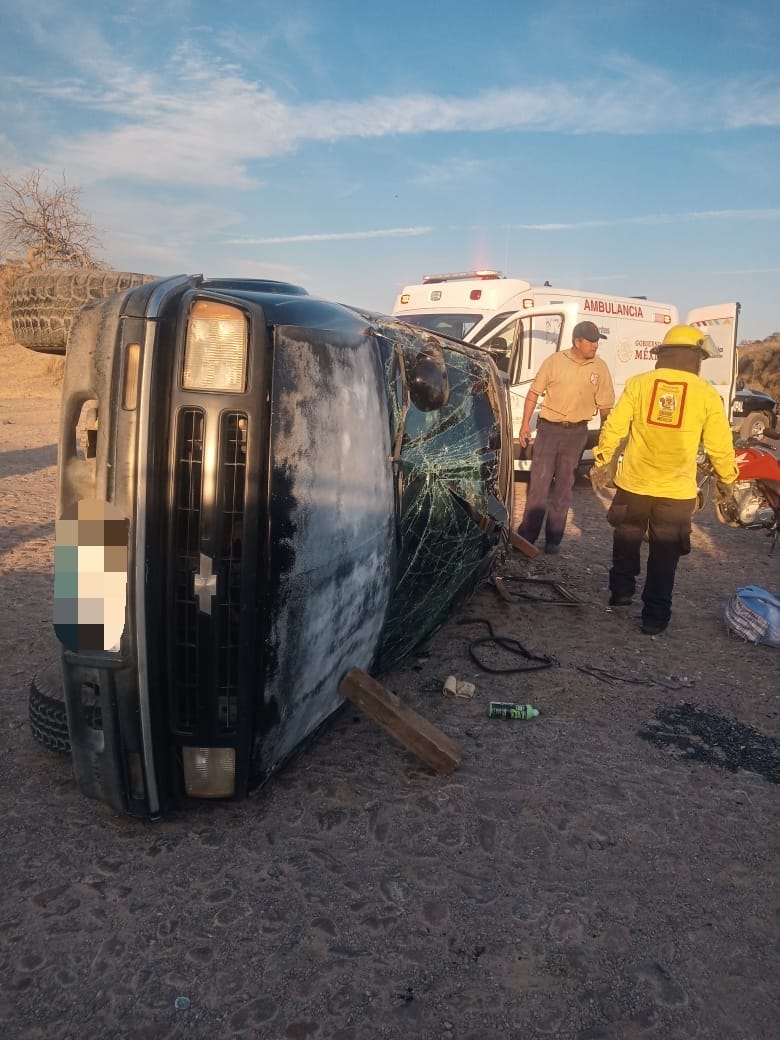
[{"xmin": 595, "ymin": 367, "xmax": 738, "ymax": 499}]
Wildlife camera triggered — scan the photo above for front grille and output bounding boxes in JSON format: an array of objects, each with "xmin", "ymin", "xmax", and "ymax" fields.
[
  {"xmin": 172, "ymin": 409, "xmax": 204, "ymax": 730},
  {"xmin": 216, "ymin": 413, "xmax": 247, "ymax": 730},
  {"xmin": 170, "ymin": 409, "xmax": 247, "ymax": 735}
]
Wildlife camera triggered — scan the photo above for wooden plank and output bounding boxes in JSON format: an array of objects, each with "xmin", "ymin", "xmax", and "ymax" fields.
[
  {"xmin": 509, "ymin": 530, "xmax": 541, "ymax": 558},
  {"xmin": 339, "ymin": 667, "xmax": 463, "ymax": 775}
]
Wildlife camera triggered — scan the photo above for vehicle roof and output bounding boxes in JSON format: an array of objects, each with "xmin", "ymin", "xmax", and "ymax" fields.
[
  {"xmin": 394, "ymin": 277, "xmax": 675, "ymax": 314},
  {"xmin": 735, "ymin": 387, "xmax": 776, "ymax": 402},
  {"xmin": 201, "ymin": 277, "xmax": 309, "ymax": 297}
]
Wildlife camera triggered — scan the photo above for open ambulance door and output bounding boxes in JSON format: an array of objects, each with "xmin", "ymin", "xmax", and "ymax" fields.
[
  {"xmin": 470, "ymin": 307, "xmax": 572, "ymax": 471},
  {"xmin": 686, "ymin": 302, "xmax": 740, "ymax": 415}
]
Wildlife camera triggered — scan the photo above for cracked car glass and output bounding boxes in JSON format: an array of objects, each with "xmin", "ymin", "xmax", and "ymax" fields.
[{"xmin": 374, "ymin": 322, "xmax": 508, "ymax": 670}]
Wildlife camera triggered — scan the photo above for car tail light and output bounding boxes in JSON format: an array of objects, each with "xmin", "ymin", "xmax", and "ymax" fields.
[
  {"xmin": 469, "ymin": 289, "xmax": 482, "ymax": 300},
  {"xmin": 181, "ymin": 747, "xmax": 236, "ymax": 797},
  {"xmin": 183, "ymin": 300, "xmax": 248, "ymax": 392}
]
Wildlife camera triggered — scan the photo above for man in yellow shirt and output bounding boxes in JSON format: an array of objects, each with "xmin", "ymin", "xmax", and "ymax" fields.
[
  {"xmin": 517, "ymin": 321, "xmax": 615, "ymax": 554},
  {"xmin": 592, "ymin": 325, "xmax": 738, "ymax": 635}
]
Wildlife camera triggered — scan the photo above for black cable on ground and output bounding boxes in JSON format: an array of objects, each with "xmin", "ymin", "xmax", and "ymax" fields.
[{"xmin": 456, "ymin": 616, "xmax": 557, "ymax": 674}]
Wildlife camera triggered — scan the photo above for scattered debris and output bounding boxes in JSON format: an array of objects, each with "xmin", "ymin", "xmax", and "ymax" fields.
[
  {"xmin": 492, "ymin": 574, "xmax": 581, "ymax": 605},
  {"xmin": 577, "ymin": 665, "xmax": 695, "ymax": 690},
  {"xmin": 638, "ymin": 702, "xmax": 780, "ymax": 783},
  {"xmin": 442, "ymin": 675, "xmax": 476, "ymax": 699},
  {"xmin": 509, "ymin": 530, "xmax": 540, "ymax": 558},
  {"xmin": 487, "ymin": 701, "xmax": 539, "ymax": 720}
]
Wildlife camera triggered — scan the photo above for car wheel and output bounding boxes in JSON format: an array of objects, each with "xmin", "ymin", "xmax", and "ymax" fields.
[
  {"xmin": 10, "ymin": 269, "xmax": 157, "ymax": 354},
  {"xmin": 740, "ymin": 411, "xmax": 769, "ymax": 440}
]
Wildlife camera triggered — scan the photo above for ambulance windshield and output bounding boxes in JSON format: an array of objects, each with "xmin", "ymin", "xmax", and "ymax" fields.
[{"xmin": 398, "ymin": 313, "xmax": 482, "ymax": 340}]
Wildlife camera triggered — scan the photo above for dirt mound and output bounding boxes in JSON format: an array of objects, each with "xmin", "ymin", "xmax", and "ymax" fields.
[{"xmin": 739, "ymin": 335, "xmax": 780, "ymax": 402}]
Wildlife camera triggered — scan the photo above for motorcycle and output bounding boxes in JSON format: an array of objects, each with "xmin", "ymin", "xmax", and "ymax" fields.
[{"xmin": 700, "ymin": 428, "xmax": 780, "ymax": 555}]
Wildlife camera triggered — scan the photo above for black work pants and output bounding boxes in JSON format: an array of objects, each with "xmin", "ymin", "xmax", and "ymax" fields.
[{"xmin": 607, "ymin": 488, "xmax": 695, "ymax": 627}]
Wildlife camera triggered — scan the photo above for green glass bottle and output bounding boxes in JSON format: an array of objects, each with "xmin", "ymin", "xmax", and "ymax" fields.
[{"xmin": 487, "ymin": 701, "xmax": 540, "ymax": 720}]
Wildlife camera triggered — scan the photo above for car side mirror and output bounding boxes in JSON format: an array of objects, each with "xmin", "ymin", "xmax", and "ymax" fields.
[{"xmin": 407, "ymin": 340, "xmax": 449, "ymax": 411}]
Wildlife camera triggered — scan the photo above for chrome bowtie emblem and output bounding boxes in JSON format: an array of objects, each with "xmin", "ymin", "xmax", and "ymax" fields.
[{"xmin": 193, "ymin": 553, "xmax": 217, "ymax": 614}]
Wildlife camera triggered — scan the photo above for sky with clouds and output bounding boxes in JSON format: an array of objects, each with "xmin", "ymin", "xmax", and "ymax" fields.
[{"xmin": 1, "ymin": 0, "xmax": 779, "ymax": 339}]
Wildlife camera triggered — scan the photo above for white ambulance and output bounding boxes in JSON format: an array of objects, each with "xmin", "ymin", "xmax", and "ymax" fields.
[{"xmin": 392, "ymin": 271, "xmax": 740, "ymax": 470}]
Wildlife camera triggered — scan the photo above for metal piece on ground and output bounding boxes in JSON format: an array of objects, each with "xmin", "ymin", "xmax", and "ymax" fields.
[
  {"xmin": 492, "ymin": 574, "xmax": 581, "ymax": 605},
  {"xmin": 576, "ymin": 665, "xmax": 695, "ymax": 690},
  {"xmin": 487, "ymin": 702, "xmax": 540, "ymax": 720}
]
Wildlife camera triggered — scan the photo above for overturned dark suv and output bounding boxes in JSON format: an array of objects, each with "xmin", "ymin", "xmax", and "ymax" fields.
[{"xmin": 47, "ymin": 275, "xmax": 512, "ymax": 818}]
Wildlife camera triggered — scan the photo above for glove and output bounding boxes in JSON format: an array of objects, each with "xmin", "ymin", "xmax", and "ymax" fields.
[
  {"xmin": 589, "ymin": 462, "xmax": 616, "ymax": 491},
  {"xmin": 714, "ymin": 480, "xmax": 737, "ymax": 503},
  {"xmin": 589, "ymin": 436, "xmax": 627, "ymax": 491}
]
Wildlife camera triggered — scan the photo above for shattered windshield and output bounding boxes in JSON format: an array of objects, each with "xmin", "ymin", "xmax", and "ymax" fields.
[{"xmin": 373, "ymin": 321, "xmax": 509, "ymax": 670}]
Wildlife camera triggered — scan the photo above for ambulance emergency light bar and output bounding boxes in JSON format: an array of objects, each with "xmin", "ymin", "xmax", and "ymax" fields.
[{"xmin": 421, "ymin": 270, "xmax": 502, "ymax": 284}]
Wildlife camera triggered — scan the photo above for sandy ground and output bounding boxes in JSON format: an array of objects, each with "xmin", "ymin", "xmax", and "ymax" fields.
[{"xmin": 0, "ymin": 341, "xmax": 778, "ymax": 1040}]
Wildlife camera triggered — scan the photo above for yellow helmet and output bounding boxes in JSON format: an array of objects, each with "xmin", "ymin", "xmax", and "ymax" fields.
[{"xmin": 652, "ymin": 324, "xmax": 716, "ymax": 357}]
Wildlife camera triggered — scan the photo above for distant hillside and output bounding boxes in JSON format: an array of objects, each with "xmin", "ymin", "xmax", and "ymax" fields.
[{"xmin": 737, "ymin": 333, "xmax": 780, "ymax": 403}]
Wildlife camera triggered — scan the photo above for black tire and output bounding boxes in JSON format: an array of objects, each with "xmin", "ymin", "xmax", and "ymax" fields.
[
  {"xmin": 740, "ymin": 411, "xmax": 770, "ymax": 440},
  {"xmin": 10, "ymin": 269, "xmax": 157, "ymax": 354},
  {"xmin": 29, "ymin": 661, "xmax": 70, "ymax": 754},
  {"xmin": 29, "ymin": 660, "xmax": 102, "ymax": 754}
]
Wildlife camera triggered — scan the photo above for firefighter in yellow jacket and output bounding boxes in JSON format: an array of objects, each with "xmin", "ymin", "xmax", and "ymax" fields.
[{"xmin": 591, "ymin": 325, "xmax": 738, "ymax": 635}]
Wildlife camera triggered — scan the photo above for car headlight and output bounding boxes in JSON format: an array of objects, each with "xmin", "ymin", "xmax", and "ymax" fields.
[
  {"xmin": 183, "ymin": 300, "xmax": 248, "ymax": 392},
  {"xmin": 181, "ymin": 747, "xmax": 236, "ymax": 798}
]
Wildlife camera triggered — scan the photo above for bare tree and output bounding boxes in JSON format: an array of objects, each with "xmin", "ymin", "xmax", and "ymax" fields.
[{"xmin": 0, "ymin": 168, "xmax": 103, "ymax": 270}]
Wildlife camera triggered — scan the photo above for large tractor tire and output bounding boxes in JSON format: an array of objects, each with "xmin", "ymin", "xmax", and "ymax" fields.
[
  {"xmin": 29, "ymin": 659, "xmax": 102, "ymax": 754},
  {"xmin": 29, "ymin": 660, "xmax": 71, "ymax": 754},
  {"xmin": 10, "ymin": 269, "xmax": 157, "ymax": 354}
]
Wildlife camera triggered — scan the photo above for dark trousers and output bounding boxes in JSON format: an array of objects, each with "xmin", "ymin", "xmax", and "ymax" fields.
[
  {"xmin": 607, "ymin": 488, "xmax": 695, "ymax": 626},
  {"xmin": 518, "ymin": 420, "xmax": 588, "ymax": 547}
]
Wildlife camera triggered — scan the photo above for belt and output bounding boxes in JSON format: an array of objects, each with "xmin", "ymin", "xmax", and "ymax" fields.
[{"xmin": 538, "ymin": 417, "xmax": 588, "ymax": 428}]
